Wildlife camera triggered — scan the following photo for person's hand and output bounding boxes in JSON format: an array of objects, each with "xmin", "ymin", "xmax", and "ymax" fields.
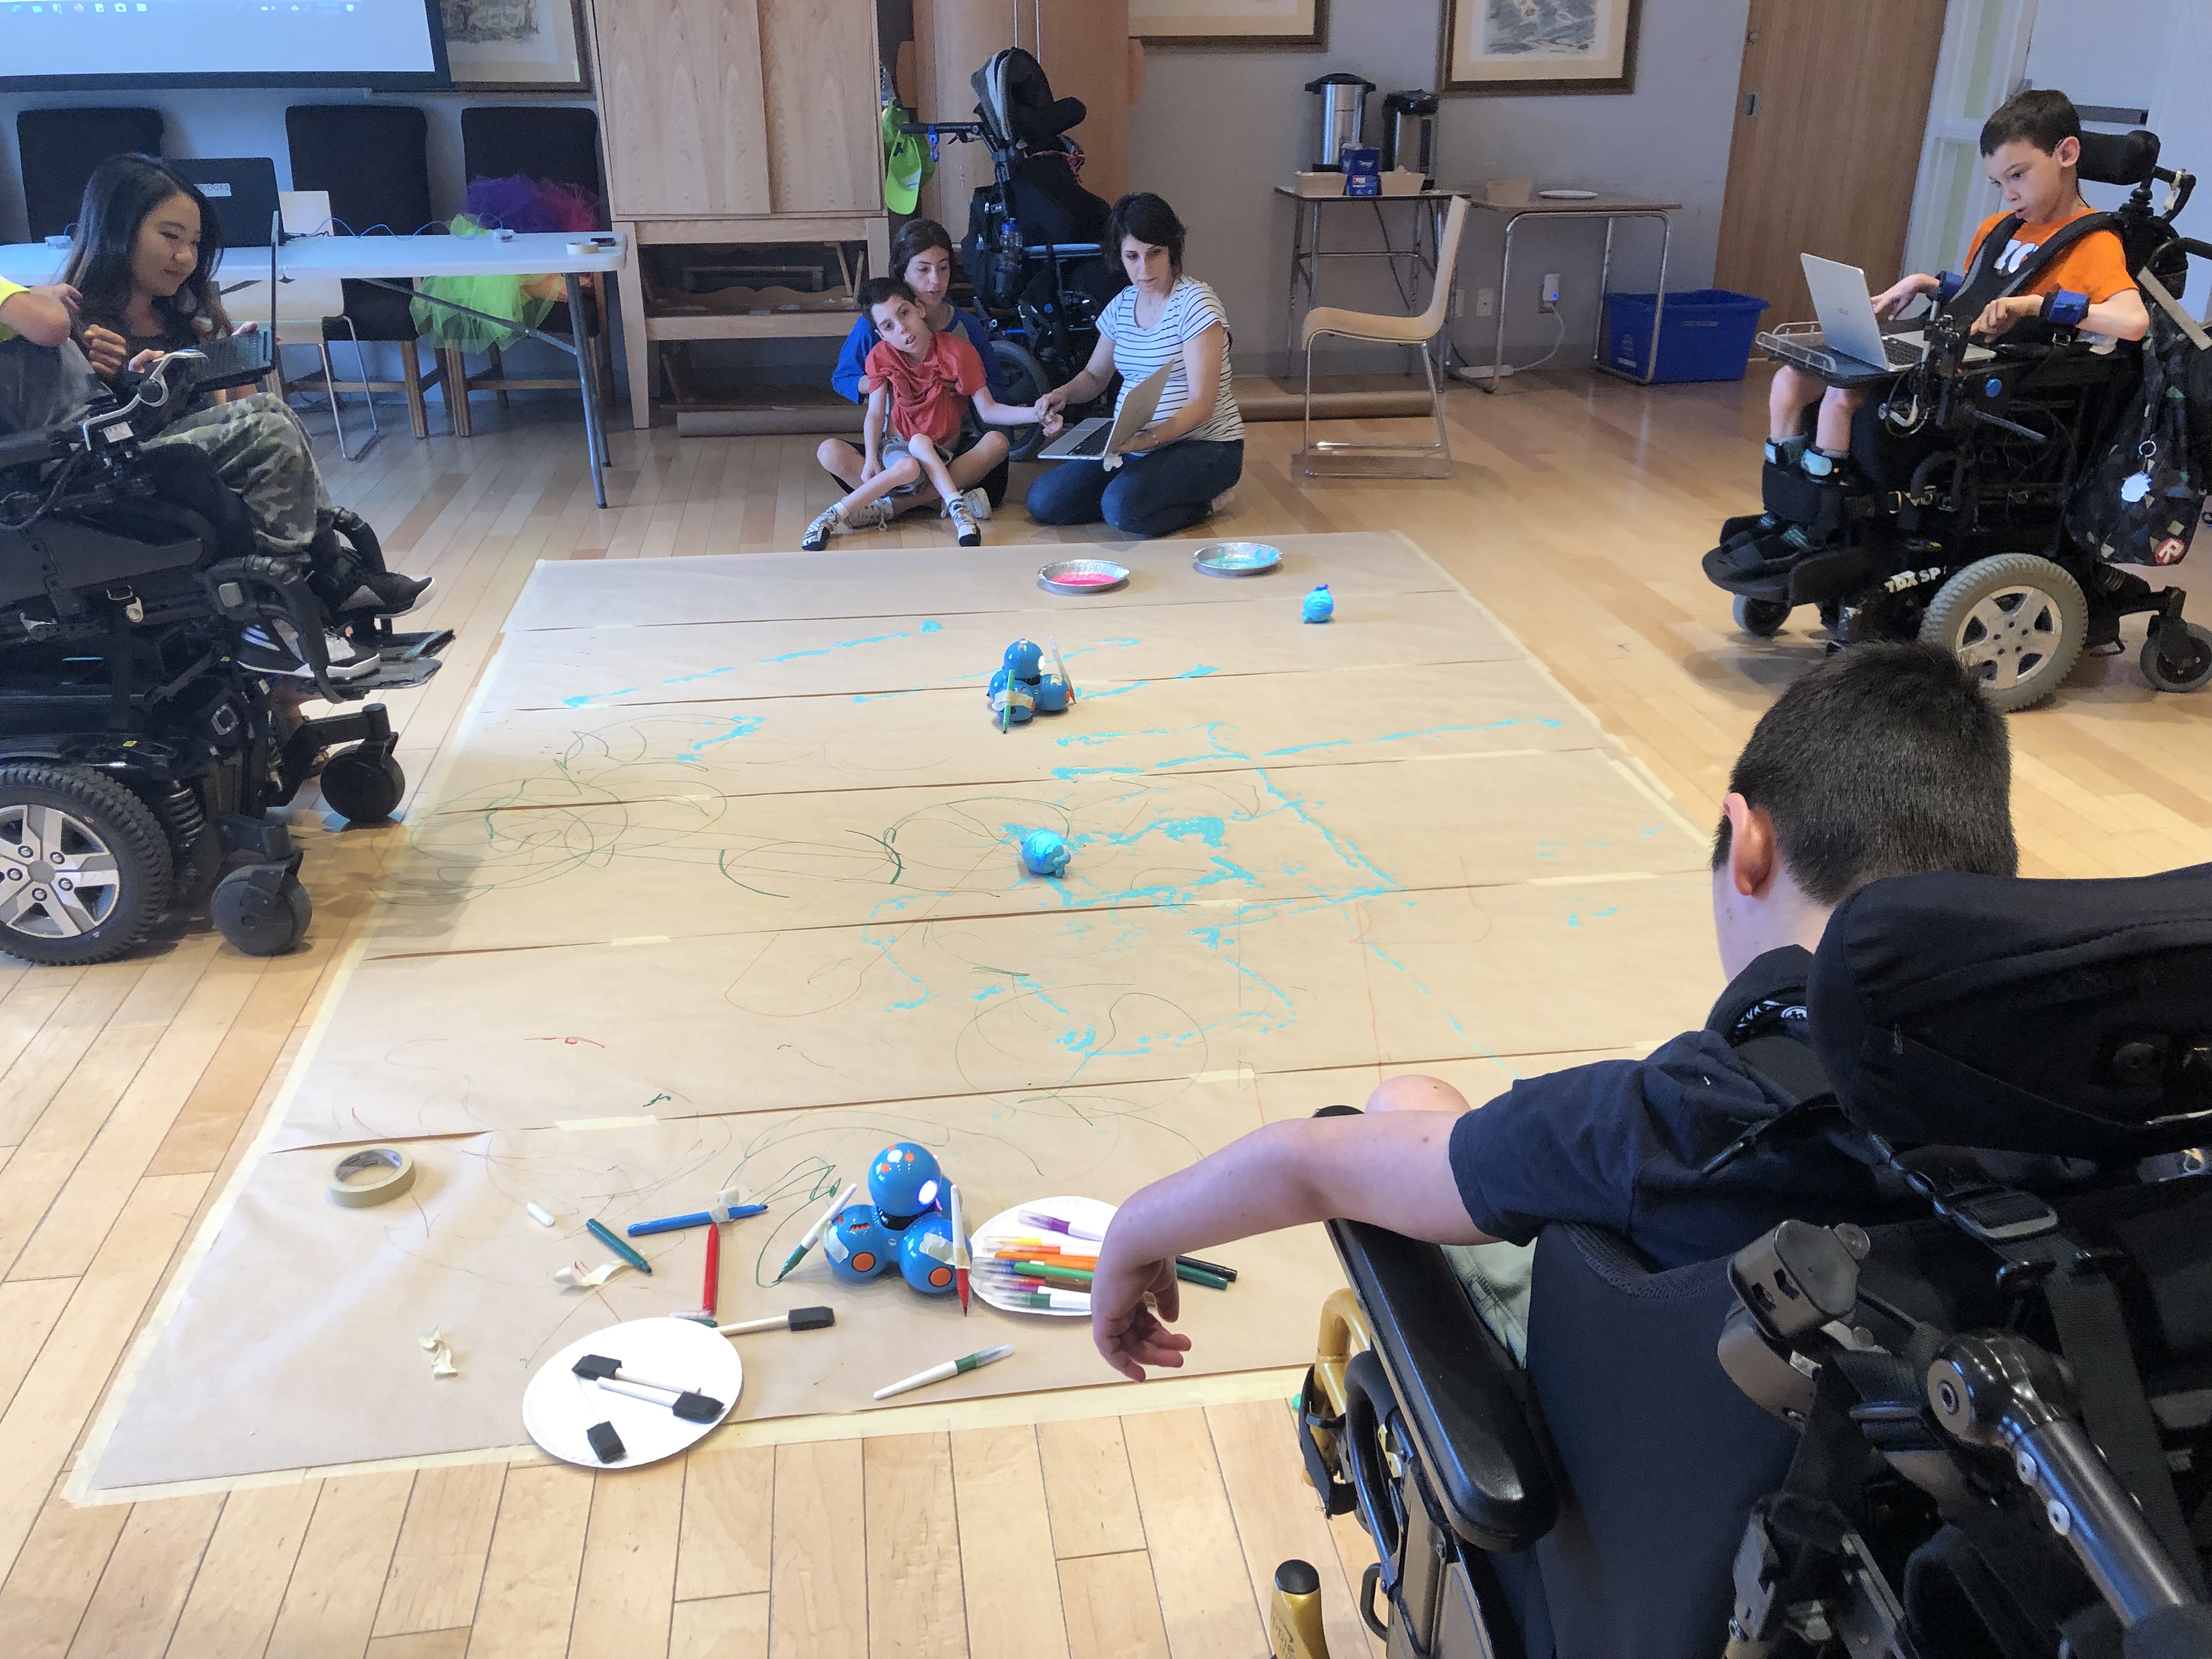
[
  {"xmin": 1091, "ymin": 1243, "xmax": 1192, "ymax": 1381},
  {"xmin": 127, "ymin": 348, "xmax": 166, "ymax": 375},
  {"xmin": 1972, "ymin": 295, "xmax": 2038, "ymax": 340},
  {"xmin": 81, "ymin": 323, "xmax": 128, "ymax": 379},
  {"xmin": 231, "ymin": 319, "xmax": 259, "ymax": 337},
  {"xmin": 1032, "ymin": 401, "xmax": 1064, "ymax": 437},
  {"xmin": 1119, "ymin": 425, "xmax": 1166, "ymax": 455},
  {"xmin": 1035, "ymin": 386, "xmax": 1068, "ymax": 422},
  {"xmin": 33, "ymin": 282, "xmax": 82, "ymax": 317},
  {"xmin": 1871, "ymin": 275, "xmax": 1929, "ymax": 321}
]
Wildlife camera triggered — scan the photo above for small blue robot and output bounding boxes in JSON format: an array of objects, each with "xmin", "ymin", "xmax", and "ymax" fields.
[
  {"xmin": 1302, "ymin": 584, "xmax": 1335, "ymax": 624},
  {"xmin": 826, "ymin": 1142, "xmax": 970, "ymax": 1296},
  {"xmin": 1020, "ymin": 830, "xmax": 1071, "ymax": 878},
  {"xmin": 986, "ymin": 638, "xmax": 1069, "ymax": 726},
  {"xmin": 869, "ymin": 1141, "xmax": 945, "ymax": 1228},
  {"xmin": 899, "ymin": 1211, "xmax": 960, "ymax": 1295},
  {"xmin": 822, "ymin": 1204, "xmax": 897, "ymax": 1283}
]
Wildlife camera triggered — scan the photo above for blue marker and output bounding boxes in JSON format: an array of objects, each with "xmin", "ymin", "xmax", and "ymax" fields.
[{"xmin": 625, "ymin": 1192, "xmax": 768, "ymax": 1237}]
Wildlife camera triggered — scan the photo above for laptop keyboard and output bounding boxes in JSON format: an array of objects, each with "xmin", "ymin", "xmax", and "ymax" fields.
[
  {"xmin": 184, "ymin": 331, "xmax": 276, "ymax": 388},
  {"xmin": 1060, "ymin": 421, "xmax": 1111, "ymax": 458}
]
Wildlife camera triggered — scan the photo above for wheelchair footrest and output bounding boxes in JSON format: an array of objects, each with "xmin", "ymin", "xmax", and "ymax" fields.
[
  {"xmin": 340, "ymin": 655, "xmax": 444, "ymax": 695},
  {"xmin": 1760, "ymin": 460, "xmax": 1848, "ymax": 539},
  {"xmin": 373, "ymin": 627, "xmax": 454, "ymax": 663}
]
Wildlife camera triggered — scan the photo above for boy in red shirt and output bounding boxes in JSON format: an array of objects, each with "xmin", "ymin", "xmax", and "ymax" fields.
[
  {"xmin": 803, "ymin": 277, "xmax": 1048, "ymax": 550},
  {"xmin": 1768, "ymin": 89, "xmax": 2147, "ymax": 484}
]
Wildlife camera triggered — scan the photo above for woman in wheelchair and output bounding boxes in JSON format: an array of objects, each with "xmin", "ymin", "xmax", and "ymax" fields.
[
  {"xmin": 1090, "ymin": 644, "xmax": 2018, "ymax": 1381},
  {"xmin": 35, "ymin": 154, "xmax": 432, "ymax": 677}
]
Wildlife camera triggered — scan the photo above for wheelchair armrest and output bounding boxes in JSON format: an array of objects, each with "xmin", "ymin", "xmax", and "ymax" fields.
[
  {"xmin": 1327, "ymin": 1215, "xmax": 1559, "ymax": 1553},
  {"xmin": 0, "ymin": 426, "xmax": 70, "ymax": 476}
]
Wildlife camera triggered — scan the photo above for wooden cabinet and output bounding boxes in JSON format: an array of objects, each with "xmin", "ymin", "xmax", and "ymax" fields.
[
  {"xmin": 586, "ymin": 0, "xmax": 888, "ymax": 427},
  {"xmin": 913, "ymin": 0, "xmax": 1133, "ymax": 233}
]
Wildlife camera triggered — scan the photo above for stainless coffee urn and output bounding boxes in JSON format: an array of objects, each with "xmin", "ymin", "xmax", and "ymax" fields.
[{"xmin": 1305, "ymin": 72, "xmax": 1375, "ymax": 171}]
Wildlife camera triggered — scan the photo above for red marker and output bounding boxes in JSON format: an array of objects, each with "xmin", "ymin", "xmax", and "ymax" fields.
[
  {"xmin": 702, "ymin": 1217, "xmax": 720, "ymax": 1321},
  {"xmin": 950, "ymin": 1182, "xmax": 972, "ymax": 1316}
]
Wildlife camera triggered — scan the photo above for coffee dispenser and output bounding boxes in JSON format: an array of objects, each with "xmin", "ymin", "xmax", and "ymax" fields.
[
  {"xmin": 1304, "ymin": 72, "xmax": 1375, "ymax": 171},
  {"xmin": 1381, "ymin": 90, "xmax": 1440, "ymax": 188}
]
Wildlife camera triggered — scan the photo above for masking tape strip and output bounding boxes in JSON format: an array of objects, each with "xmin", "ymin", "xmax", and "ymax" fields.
[{"xmin": 326, "ymin": 1146, "xmax": 416, "ymax": 1207}]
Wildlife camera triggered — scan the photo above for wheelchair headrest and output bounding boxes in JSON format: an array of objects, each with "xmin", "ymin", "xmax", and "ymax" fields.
[
  {"xmin": 971, "ymin": 48, "xmax": 1086, "ymax": 149},
  {"xmin": 1807, "ymin": 865, "xmax": 2212, "ymax": 1160},
  {"xmin": 2076, "ymin": 128, "xmax": 2162, "ymax": 188}
]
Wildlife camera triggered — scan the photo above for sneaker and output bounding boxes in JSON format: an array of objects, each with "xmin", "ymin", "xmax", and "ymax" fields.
[
  {"xmin": 336, "ymin": 571, "xmax": 433, "ymax": 618},
  {"xmin": 946, "ymin": 487, "xmax": 991, "ymax": 522},
  {"xmin": 847, "ymin": 499, "xmax": 895, "ymax": 532},
  {"xmin": 801, "ymin": 506, "xmax": 844, "ymax": 552},
  {"xmin": 1208, "ymin": 487, "xmax": 1236, "ymax": 517},
  {"xmin": 239, "ymin": 620, "xmax": 382, "ymax": 681},
  {"xmin": 946, "ymin": 493, "xmax": 981, "ymax": 548}
]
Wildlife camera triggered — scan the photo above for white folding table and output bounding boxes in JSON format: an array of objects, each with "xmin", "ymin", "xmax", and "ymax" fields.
[{"xmin": 1, "ymin": 230, "xmax": 628, "ymax": 506}]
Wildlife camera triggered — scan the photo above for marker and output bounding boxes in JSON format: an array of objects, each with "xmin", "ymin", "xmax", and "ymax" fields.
[
  {"xmin": 993, "ymin": 1249, "xmax": 1098, "ymax": 1266},
  {"xmin": 702, "ymin": 1215, "xmax": 720, "ymax": 1321},
  {"xmin": 874, "ymin": 1341, "xmax": 1015, "ymax": 1401},
  {"xmin": 526, "ymin": 1202, "xmax": 556, "ymax": 1227},
  {"xmin": 1000, "ymin": 1289, "xmax": 1091, "ymax": 1312},
  {"xmin": 586, "ymin": 1217, "xmax": 652, "ymax": 1274},
  {"xmin": 1002, "ymin": 1259, "xmax": 1094, "ymax": 1287},
  {"xmin": 715, "ymin": 1306, "xmax": 835, "ymax": 1336},
  {"xmin": 950, "ymin": 1182, "xmax": 971, "ymax": 1316},
  {"xmin": 775, "ymin": 1182, "xmax": 859, "ymax": 1283},
  {"xmin": 1048, "ymin": 635, "xmax": 1075, "ymax": 702},
  {"xmin": 1019, "ymin": 1210, "xmax": 1105, "ymax": 1243},
  {"xmin": 625, "ymin": 1194, "xmax": 768, "ymax": 1236},
  {"xmin": 1178, "ymin": 1255, "xmax": 1238, "ymax": 1283}
]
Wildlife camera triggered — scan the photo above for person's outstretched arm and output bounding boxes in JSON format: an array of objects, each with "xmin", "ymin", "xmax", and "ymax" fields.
[
  {"xmin": 0, "ymin": 282, "xmax": 77, "ymax": 348},
  {"xmin": 1091, "ymin": 1112, "xmax": 1493, "ymax": 1380}
]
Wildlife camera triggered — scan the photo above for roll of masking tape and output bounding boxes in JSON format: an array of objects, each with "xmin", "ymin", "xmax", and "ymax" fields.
[{"xmin": 326, "ymin": 1146, "xmax": 416, "ymax": 1207}]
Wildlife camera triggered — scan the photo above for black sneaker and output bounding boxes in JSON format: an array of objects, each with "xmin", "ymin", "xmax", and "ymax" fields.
[
  {"xmin": 238, "ymin": 620, "xmax": 383, "ymax": 681},
  {"xmin": 336, "ymin": 571, "xmax": 434, "ymax": 618}
]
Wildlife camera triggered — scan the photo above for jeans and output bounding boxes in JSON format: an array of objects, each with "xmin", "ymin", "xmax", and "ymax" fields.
[{"xmin": 1025, "ymin": 438, "xmax": 1243, "ymax": 539}]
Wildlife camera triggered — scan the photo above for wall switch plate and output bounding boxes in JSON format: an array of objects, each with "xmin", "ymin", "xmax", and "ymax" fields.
[
  {"xmin": 1539, "ymin": 273, "xmax": 1561, "ymax": 313},
  {"xmin": 1475, "ymin": 286, "xmax": 1496, "ymax": 318}
]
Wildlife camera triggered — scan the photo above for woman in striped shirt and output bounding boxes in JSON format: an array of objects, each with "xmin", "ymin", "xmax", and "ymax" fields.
[{"xmin": 1028, "ymin": 193, "xmax": 1244, "ymax": 538}]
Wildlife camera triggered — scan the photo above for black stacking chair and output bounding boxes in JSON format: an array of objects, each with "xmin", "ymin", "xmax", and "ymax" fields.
[
  {"xmin": 16, "ymin": 108, "xmax": 165, "ymax": 239},
  {"xmin": 443, "ymin": 105, "xmax": 610, "ymax": 436},
  {"xmin": 284, "ymin": 104, "xmax": 443, "ymax": 439}
]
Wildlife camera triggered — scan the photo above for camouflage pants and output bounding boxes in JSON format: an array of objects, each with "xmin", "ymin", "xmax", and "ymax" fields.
[{"xmin": 146, "ymin": 393, "xmax": 333, "ymax": 556}]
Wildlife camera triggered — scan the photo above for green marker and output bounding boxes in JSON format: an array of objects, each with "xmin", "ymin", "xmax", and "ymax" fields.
[
  {"xmin": 775, "ymin": 1182, "xmax": 857, "ymax": 1284},
  {"xmin": 1002, "ymin": 1290, "xmax": 1090, "ymax": 1312},
  {"xmin": 586, "ymin": 1217, "xmax": 652, "ymax": 1275},
  {"xmin": 874, "ymin": 1341, "xmax": 1015, "ymax": 1401}
]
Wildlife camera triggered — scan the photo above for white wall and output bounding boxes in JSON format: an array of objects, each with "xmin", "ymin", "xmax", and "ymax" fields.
[{"xmin": 1130, "ymin": 0, "xmax": 1752, "ymax": 376}]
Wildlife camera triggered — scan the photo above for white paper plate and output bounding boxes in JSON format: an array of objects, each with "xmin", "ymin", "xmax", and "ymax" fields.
[
  {"xmin": 1538, "ymin": 189, "xmax": 1598, "ymax": 201},
  {"xmin": 522, "ymin": 1316, "xmax": 742, "ymax": 1468},
  {"xmin": 970, "ymin": 1194, "xmax": 1116, "ymax": 1317}
]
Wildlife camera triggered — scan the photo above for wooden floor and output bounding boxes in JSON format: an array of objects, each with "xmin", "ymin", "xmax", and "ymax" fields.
[{"xmin": 1, "ymin": 369, "xmax": 2207, "ymax": 1659}]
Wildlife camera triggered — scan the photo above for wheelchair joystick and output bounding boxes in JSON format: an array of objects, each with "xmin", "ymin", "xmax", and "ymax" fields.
[{"xmin": 1928, "ymin": 1333, "xmax": 2203, "ymax": 1630}]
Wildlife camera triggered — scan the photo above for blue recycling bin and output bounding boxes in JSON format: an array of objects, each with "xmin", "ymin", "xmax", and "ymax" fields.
[{"xmin": 1602, "ymin": 288, "xmax": 1768, "ymax": 383}]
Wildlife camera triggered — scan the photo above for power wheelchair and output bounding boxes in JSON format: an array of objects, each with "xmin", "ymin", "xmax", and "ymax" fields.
[
  {"xmin": 0, "ymin": 352, "xmax": 449, "ymax": 966},
  {"xmin": 1703, "ymin": 129, "xmax": 2212, "ymax": 710},
  {"xmin": 1291, "ymin": 864, "xmax": 2212, "ymax": 1659},
  {"xmin": 908, "ymin": 47, "xmax": 1119, "ymax": 458}
]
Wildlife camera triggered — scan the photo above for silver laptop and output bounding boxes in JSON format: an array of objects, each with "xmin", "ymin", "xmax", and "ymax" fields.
[
  {"xmin": 1800, "ymin": 253, "xmax": 1994, "ymax": 374},
  {"xmin": 1039, "ymin": 361, "xmax": 1175, "ymax": 464}
]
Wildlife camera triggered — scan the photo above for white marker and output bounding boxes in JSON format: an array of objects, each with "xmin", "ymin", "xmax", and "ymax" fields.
[
  {"xmin": 873, "ymin": 1342, "xmax": 1015, "ymax": 1401},
  {"xmin": 527, "ymin": 1202, "xmax": 556, "ymax": 1227},
  {"xmin": 774, "ymin": 1181, "xmax": 859, "ymax": 1283}
]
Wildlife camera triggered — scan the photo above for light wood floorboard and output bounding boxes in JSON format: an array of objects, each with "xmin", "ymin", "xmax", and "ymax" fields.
[{"xmin": 0, "ymin": 371, "xmax": 2202, "ymax": 1656}]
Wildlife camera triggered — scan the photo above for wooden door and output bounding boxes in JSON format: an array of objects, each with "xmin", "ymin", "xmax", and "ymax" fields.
[
  {"xmin": 760, "ymin": 0, "xmax": 883, "ymax": 214},
  {"xmin": 1714, "ymin": 1, "xmax": 1949, "ymax": 326},
  {"xmin": 591, "ymin": 0, "xmax": 771, "ymax": 218}
]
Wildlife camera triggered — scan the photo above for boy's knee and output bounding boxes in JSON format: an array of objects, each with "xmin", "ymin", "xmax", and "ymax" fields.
[
  {"xmin": 1827, "ymin": 386, "xmax": 1867, "ymax": 411},
  {"xmin": 815, "ymin": 438, "xmax": 847, "ymax": 470},
  {"xmin": 1365, "ymin": 1074, "xmax": 1474, "ymax": 1115}
]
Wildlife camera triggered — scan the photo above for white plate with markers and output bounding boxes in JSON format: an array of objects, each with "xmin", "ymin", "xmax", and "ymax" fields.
[{"xmin": 969, "ymin": 1195, "xmax": 1115, "ymax": 1317}]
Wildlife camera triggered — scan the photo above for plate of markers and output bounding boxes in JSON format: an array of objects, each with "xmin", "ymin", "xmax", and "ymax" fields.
[{"xmin": 969, "ymin": 1195, "xmax": 1237, "ymax": 1318}]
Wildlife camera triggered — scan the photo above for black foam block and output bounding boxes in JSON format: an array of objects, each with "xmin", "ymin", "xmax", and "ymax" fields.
[
  {"xmin": 789, "ymin": 1306, "xmax": 835, "ymax": 1331},
  {"xmin": 585, "ymin": 1420, "xmax": 625, "ymax": 1463}
]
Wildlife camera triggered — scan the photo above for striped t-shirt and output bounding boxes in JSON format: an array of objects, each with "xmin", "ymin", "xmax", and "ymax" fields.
[{"xmin": 1099, "ymin": 276, "xmax": 1243, "ymax": 445}]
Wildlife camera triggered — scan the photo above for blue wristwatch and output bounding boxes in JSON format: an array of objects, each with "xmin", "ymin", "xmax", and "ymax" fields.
[{"xmin": 2040, "ymin": 289, "xmax": 2090, "ymax": 326}]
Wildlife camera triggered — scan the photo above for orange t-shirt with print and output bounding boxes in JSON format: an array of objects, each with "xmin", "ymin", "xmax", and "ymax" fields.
[{"xmin": 1967, "ymin": 208, "xmax": 2135, "ymax": 303}]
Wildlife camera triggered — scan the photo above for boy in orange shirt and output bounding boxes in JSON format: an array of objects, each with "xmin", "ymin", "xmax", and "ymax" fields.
[
  {"xmin": 803, "ymin": 276, "xmax": 1048, "ymax": 551},
  {"xmin": 1768, "ymin": 89, "xmax": 2148, "ymax": 483}
]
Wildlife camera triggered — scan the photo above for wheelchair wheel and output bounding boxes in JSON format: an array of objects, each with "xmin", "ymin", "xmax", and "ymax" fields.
[
  {"xmin": 319, "ymin": 749, "xmax": 405, "ymax": 823},
  {"xmin": 1919, "ymin": 554, "xmax": 2088, "ymax": 713},
  {"xmin": 212, "ymin": 865, "xmax": 312, "ymax": 957},
  {"xmin": 2141, "ymin": 621, "xmax": 2212, "ymax": 693},
  {"xmin": 991, "ymin": 340, "xmax": 1049, "ymax": 461},
  {"xmin": 1733, "ymin": 595, "xmax": 1792, "ymax": 638},
  {"xmin": 0, "ymin": 763, "xmax": 174, "ymax": 967}
]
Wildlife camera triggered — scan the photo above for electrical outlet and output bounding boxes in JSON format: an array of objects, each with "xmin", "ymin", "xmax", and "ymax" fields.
[
  {"xmin": 1475, "ymin": 286, "xmax": 1496, "ymax": 318},
  {"xmin": 1539, "ymin": 272, "xmax": 1562, "ymax": 313}
]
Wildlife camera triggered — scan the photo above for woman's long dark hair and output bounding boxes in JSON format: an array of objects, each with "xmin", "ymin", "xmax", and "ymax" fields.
[
  {"xmin": 1105, "ymin": 193, "xmax": 1186, "ymax": 280},
  {"xmin": 61, "ymin": 153, "xmax": 232, "ymax": 344}
]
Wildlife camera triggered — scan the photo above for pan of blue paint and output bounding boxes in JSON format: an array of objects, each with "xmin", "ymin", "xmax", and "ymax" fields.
[{"xmin": 1192, "ymin": 542, "xmax": 1283, "ymax": 578}]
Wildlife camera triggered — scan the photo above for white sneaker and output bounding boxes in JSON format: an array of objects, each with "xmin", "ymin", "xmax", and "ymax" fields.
[
  {"xmin": 239, "ymin": 620, "xmax": 382, "ymax": 681},
  {"xmin": 946, "ymin": 494, "xmax": 982, "ymax": 548},
  {"xmin": 847, "ymin": 499, "xmax": 895, "ymax": 531},
  {"xmin": 1208, "ymin": 487, "xmax": 1237, "ymax": 517},
  {"xmin": 801, "ymin": 506, "xmax": 843, "ymax": 552},
  {"xmin": 947, "ymin": 487, "xmax": 991, "ymax": 522}
]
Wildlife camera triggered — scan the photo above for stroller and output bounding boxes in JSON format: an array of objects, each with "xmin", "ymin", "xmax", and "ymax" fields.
[
  {"xmin": 911, "ymin": 47, "xmax": 1118, "ymax": 458},
  {"xmin": 0, "ymin": 351, "xmax": 449, "ymax": 965},
  {"xmin": 1703, "ymin": 129, "xmax": 2212, "ymax": 710}
]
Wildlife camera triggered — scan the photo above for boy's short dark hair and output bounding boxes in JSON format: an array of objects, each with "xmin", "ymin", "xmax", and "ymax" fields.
[
  {"xmin": 1980, "ymin": 89, "xmax": 2080, "ymax": 157},
  {"xmin": 1711, "ymin": 644, "xmax": 2017, "ymax": 905},
  {"xmin": 859, "ymin": 276, "xmax": 918, "ymax": 326}
]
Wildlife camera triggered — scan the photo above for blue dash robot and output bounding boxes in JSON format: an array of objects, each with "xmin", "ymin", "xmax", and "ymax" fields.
[{"xmin": 822, "ymin": 1141, "xmax": 966, "ymax": 1296}]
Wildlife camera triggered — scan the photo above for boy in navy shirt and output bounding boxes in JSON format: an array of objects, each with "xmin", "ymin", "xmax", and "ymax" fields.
[{"xmin": 1090, "ymin": 644, "xmax": 2019, "ymax": 1379}]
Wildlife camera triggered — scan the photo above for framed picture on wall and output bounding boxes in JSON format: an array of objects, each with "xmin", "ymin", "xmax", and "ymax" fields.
[
  {"xmin": 439, "ymin": 0, "xmax": 591, "ymax": 93},
  {"xmin": 1441, "ymin": 0, "xmax": 1641, "ymax": 95},
  {"xmin": 1132, "ymin": 0, "xmax": 1328, "ymax": 50}
]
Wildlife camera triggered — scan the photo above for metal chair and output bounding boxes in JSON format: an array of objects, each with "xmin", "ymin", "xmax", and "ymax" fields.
[{"xmin": 1298, "ymin": 193, "xmax": 1469, "ymax": 479}]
